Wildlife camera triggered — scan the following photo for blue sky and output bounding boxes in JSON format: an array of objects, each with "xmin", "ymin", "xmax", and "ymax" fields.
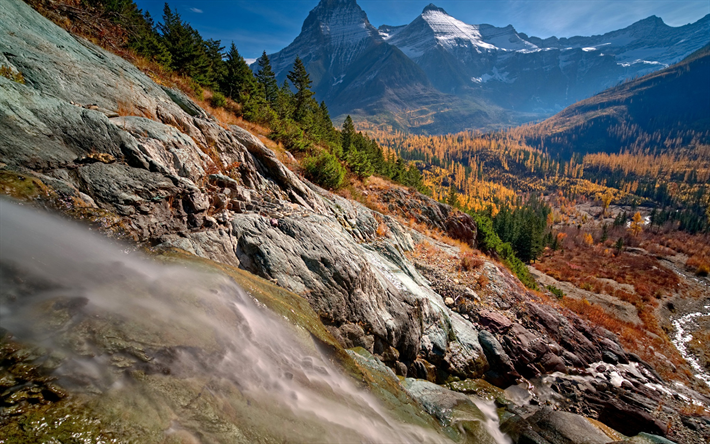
[{"xmin": 133, "ymin": 0, "xmax": 710, "ymax": 61}]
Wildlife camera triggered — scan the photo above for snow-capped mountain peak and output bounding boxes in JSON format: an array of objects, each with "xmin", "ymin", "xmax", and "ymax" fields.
[
  {"xmin": 381, "ymin": 3, "xmax": 541, "ymax": 58},
  {"xmin": 266, "ymin": 0, "xmax": 382, "ymax": 78},
  {"xmin": 301, "ymin": 0, "xmax": 380, "ymax": 47},
  {"xmin": 419, "ymin": 4, "xmax": 496, "ymax": 51}
]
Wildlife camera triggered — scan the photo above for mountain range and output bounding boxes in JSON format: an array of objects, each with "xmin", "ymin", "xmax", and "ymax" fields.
[
  {"xmin": 263, "ymin": 0, "xmax": 710, "ymax": 134},
  {"xmin": 525, "ymin": 43, "xmax": 710, "ymax": 158}
]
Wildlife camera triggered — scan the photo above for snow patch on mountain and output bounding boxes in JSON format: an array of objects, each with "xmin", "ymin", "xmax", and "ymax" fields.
[{"xmin": 471, "ymin": 67, "xmax": 514, "ymax": 84}]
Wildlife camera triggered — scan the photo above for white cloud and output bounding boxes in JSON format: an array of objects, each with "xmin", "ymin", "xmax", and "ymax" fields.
[
  {"xmin": 189, "ymin": 7, "xmax": 203, "ymax": 14},
  {"xmin": 244, "ymin": 58, "xmax": 257, "ymax": 65}
]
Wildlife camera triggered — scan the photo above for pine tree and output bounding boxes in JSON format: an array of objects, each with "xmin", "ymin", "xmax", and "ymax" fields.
[
  {"xmin": 275, "ymin": 79, "xmax": 294, "ymax": 120},
  {"xmin": 220, "ymin": 43, "xmax": 256, "ymax": 100},
  {"xmin": 446, "ymin": 184, "xmax": 459, "ymax": 208},
  {"xmin": 204, "ymin": 39, "xmax": 226, "ymax": 87},
  {"xmin": 128, "ymin": 11, "xmax": 172, "ymax": 67},
  {"xmin": 256, "ymin": 51, "xmax": 279, "ymax": 105},
  {"xmin": 341, "ymin": 115, "xmax": 355, "ymax": 157},
  {"xmin": 287, "ymin": 56, "xmax": 315, "ymax": 122},
  {"xmin": 158, "ymin": 4, "xmax": 212, "ymax": 85}
]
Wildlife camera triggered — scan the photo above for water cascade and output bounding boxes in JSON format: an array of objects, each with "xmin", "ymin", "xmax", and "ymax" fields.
[{"xmin": 0, "ymin": 200, "xmax": 508, "ymax": 443}]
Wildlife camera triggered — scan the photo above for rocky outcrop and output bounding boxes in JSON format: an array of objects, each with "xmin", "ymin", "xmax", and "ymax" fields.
[
  {"xmin": 375, "ymin": 186, "xmax": 478, "ymax": 245},
  {"xmin": 0, "ymin": 0, "xmax": 486, "ymax": 382}
]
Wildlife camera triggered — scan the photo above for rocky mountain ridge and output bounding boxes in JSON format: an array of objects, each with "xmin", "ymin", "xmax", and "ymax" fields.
[
  {"xmin": 262, "ymin": 0, "xmax": 519, "ymax": 134},
  {"xmin": 382, "ymin": 4, "xmax": 710, "ymax": 114},
  {"xmin": 266, "ymin": 0, "xmax": 710, "ymax": 132},
  {"xmin": 523, "ymin": 43, "xmax": 710, "ymax": 157},
  {"xmin": 1, "ymin": 0, "xmax": 709, "ymax": 442}
]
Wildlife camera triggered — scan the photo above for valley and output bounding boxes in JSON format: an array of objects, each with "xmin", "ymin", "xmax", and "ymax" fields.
[{"xmin": 0, "ymin": 0, "xmax": 709, "ymax": 443}]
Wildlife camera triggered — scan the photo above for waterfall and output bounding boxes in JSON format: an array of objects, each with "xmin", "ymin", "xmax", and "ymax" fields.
[{"xmin": 0, "ymin": 199, "xmax": 448, "ymax": 443}]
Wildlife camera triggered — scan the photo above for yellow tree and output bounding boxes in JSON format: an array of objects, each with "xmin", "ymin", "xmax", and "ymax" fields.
[
  {"xmin": 629, "ymin": 212, "xmax": 644, "ymax": 237},
  {"xmin": 600, "ymin": 190, "xmax": 613, "ymax": 217},
  {"xmin": 583, "ymin": 233, "xmax": 594, "ymax": 246}
]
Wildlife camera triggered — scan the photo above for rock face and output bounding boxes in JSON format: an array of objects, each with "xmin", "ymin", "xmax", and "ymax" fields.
[{"xmin": 0, "ymin": 0, "xmax": 485, "ymax": 383}]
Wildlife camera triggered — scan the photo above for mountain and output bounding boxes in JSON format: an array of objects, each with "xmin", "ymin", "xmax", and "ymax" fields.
[
  {"xmin": 525, "ymin": 43, "xmax": 710, "ymax": 158},
  {"xmin": 262, "ymin": 0, "xmax": 523, "ymax": 134},
  {"xmin": 380, "ymin": 4, "xmax": 710, "ymax": 115},
  {"xmin": 3, "ymin": 1, "xmax": 710, "ymax": 442}
]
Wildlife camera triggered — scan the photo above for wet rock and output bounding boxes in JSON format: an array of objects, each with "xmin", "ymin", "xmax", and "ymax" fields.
[
  {"xmin": 602, "ymin": 350, "xmax": 620, "ymax": 365},
  {"xmin": 588, "ymin": 395, "xmax": 668, "ymax": 437},
  {"xmin": 402, "ymin": 378, "xmax": 502, "ymax": 443},
  {"xmin": 478, "ymin": 330, "xmax": 518, "ymax": 386},
  {"xmin": 410, "ymin": 358, "xmax": 438, "ymax": 382},
  {"xmin": 523, "ymin": 407, "xmax": 613, "ymax": 444},
  {"xmin": 447, "ymin": 378, "xmax": 508, "ymax": 405}
]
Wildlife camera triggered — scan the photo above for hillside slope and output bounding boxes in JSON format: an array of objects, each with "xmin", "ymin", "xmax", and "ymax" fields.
[
  {"xmin": 1, "ymin": 0, "xmax": 709, "ymax": 442},
  {"xmin": 525, "ymin": 44, "xmax": 710, "ymax": 158}
]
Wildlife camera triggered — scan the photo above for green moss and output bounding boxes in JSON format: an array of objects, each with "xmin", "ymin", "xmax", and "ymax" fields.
[
  {"xmin": 447, "ymin": 379, "xmax": 509, "ymax": 406},
  {"xmin": 0, "ymin": 171, "xmax": 50, "ymax": 200},
  {"xmin": 0, "ymin": 65, "xmax": 25, "ymax": 84}
]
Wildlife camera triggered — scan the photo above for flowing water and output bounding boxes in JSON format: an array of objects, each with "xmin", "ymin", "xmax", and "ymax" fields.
[
  {"xmin": 671, "ymin": 304, "xmax": 710, "ymax": 388},
  {"xmin": 0, "ymin": 200, "xmax": 509, "ymax": 443}
]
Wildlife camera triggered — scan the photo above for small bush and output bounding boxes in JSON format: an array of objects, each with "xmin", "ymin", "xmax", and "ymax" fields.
[
  {"xmin": 270, "ymin": 119, "xmax": 311, "ymax": 152},
  {"xmin": 547, "ymin": 285, "xmax": 564, "ymax": 299},
  {"xmin": 477, "ymin": 273, "xmax": 489, "ymax": 288},
  {"xmin": 303, "ymin": 151, "xmax": 346, "ymax": 190},
  {"xmin": 210, "ymin": 92, "xmax": 226, "ymax": 108},
  {"xmin": 0, "ymin": 65, "xmax": 25, "ymax": 84},
  {"xmin": 190, "ymin": 80, "xmax": 204, "ymax": 101},
  {"xmin": 460, "ymin": 253, "xmax": 484, "ymax": 271}
]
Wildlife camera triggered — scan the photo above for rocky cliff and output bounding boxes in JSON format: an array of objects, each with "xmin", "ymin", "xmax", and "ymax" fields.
[{"xmin": 1, "ymin": 0, "xmax": 708, "ymax": 442}]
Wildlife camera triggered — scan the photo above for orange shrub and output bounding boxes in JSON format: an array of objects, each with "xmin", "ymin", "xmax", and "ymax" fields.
[
  {"xmin": 478, "ymin": 273, "xmax": 489, "ymax": 288},
  {"xmin": 460, "ymin": 253, "xmax": 484, "ymax": 271}
]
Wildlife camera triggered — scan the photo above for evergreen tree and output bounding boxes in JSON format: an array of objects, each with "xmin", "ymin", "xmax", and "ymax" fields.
[
  {"xmin": 203, "ymin": 39, "xmax": 226, "ymax": 89},
  {"xmin": 220, "ymin": 43, "xmax": 256, "ymax": 100},
  {"xmin": 341, "ymin": 115, "xmax": 355, "ymax": 157},
  {"xmin": 158, "ymin": 4, "xmax": 213, "ymax": 85},
  {"xmin": 256, "ymin": 51, "xmax": 279, "ymax": 105},
  {"xmin": 446, "ymin": 184, "xmax": 459, "ymax": 208},
  {"xmin": 128, "ymin": 11, "xmax": 172, "ymax": 66},
  {"xmin": 287, "ymin": 56, "xmax": 315, "ymax": 122},
  {"xmin": 275, "ymin": 79, "xmax": 294, "ymax": 120}
]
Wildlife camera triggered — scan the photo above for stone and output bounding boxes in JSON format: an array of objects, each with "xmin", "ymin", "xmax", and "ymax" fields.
[
  {"xmin": 445, "ymin": 297, "xmax": 455, "ymax": 306},
  {"xmin": 588, "ymin": 395, "xmax": 668, "ymax": 437},
  {"xmin": 478, "ymin": 330, "xmax": 518, "ymax": 387},
  {"xmin": 478, "ymin": 310, "xmax": 512, "ymax": 333}
]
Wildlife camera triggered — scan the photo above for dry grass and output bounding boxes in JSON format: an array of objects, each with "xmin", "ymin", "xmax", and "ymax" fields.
[
  {"xmin": 536, "ymin": 243, "xmax": 679, "ymax": 302},
  {"xmin": 679, "ymin": 404, "xmax": 710, "ymax": 419},
  {"xmin": 376, "ymin": 222, "xmax": 390, "ymax": 238}
]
